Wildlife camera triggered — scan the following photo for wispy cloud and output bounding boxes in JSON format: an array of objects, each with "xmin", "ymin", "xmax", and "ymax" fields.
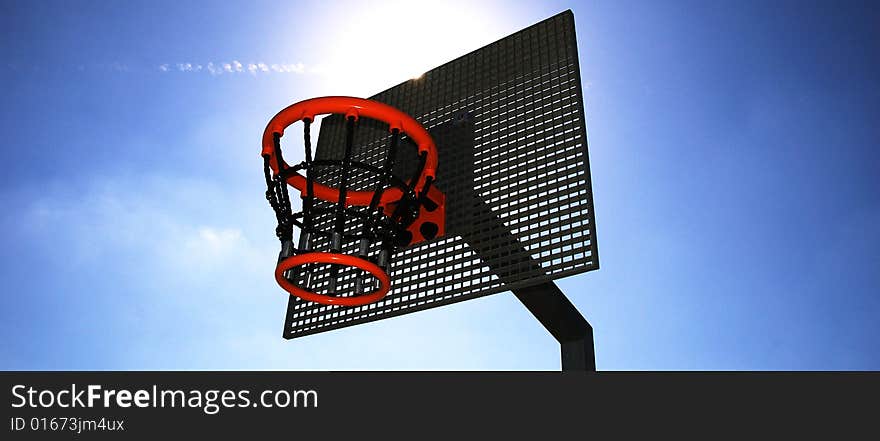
[
  {"xmin": 23, "ymin": 174, "xmax": 270, "ymax": 274},
  {"xmin": 159, "ymin": 60, "xmax": 311, "ymax": 76},
  {"xmin": 3, "ymin": 60, "xmax": 315, "ymax": 77},
  {"xmin": 4, "ymin": 62, "xmax": 131, "ymax": 73}
]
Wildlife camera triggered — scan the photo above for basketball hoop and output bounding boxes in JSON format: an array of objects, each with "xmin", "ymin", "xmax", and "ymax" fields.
[{"xmin": 261, "ymin": 96, "xmax": 445, "ymax": 306}]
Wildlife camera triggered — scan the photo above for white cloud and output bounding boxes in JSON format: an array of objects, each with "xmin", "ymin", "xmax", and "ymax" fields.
[
  {"xmin": 23, "ymin": 173, "xmax": 272, "ymax": 277},
  {"xmin": 190, "ymin": 227, "xmax": 245, "ymax": 258},
  {"xmin": 162, "ymin": 60, "xmax": 312, "ymax": 76},
  {"xmin": 109, "ymin": 62, "xmax": 129, "ymax": 72}
]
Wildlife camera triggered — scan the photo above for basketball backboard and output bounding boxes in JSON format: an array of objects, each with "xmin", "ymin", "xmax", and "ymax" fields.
[{"xmin": 274, "ymin": 10, "xmax": 599, "ymax": 342}]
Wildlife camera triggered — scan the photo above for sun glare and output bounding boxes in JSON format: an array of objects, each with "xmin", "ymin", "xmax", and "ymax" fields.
[{"xmin": 313, "ymin": 0, "xmax": 509, "ymax": 96}]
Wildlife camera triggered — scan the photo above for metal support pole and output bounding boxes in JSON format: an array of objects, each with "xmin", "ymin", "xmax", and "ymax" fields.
[{"xmin": 511, "ymin": 282, "xmax": 596, "ymax": 371}]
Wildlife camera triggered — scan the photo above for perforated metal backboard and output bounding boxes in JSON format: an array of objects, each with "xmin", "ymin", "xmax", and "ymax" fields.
[{"xmin": 283, "ymin": 10, "xmax": 598, "ymax": 338}]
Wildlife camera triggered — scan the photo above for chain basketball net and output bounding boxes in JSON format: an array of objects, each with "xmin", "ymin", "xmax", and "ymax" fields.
[{"xmin": 261, "ymin": 97, "xmax": 445, "ymax": 306}]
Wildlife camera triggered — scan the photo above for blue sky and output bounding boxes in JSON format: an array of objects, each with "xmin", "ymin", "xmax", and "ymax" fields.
[{"xmin": 1, "ymin": 0, "xmax": 878, "ymax": 370}]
